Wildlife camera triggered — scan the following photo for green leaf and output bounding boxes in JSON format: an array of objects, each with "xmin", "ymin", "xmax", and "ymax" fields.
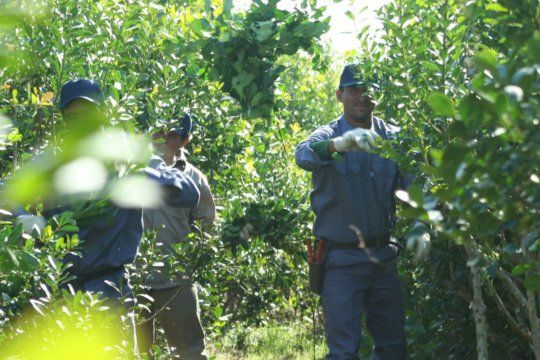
[
  {"xmin": 60, "ymin": 225, "xmax": 79, "ymax": 233},
  {"xmin": 6, "ymin": 248, "xmax": 19, "ymax": 268},
  {"xmin": 485, "ymin": 3, "xmax": 508, "ymax": 12},
  {"xmin": 524, "ymin": 274, "xmax": 540, "ymax": 292},
  {"xmin": 408, "ymin": 185, "xmax": 424, "ymax": 208},
  {"xmin": 526, "ymin": 32, "xmax": 540, "ymax": 62},
  {"xmin": 511, "ymin": 263, "xmax": 533, "ymax": 276},
  {"xmin": 18, "ymin": 251, "xmax": 39, "ymax": 271},
  {"xmin": 427, "ymin": 92, "xmax": 456, "ymax": 116},
  {"xmin": 475, "ymin": 46, "xmax": 499, "ymax": 70},
  {"xmin": 214, "ymin": 305, "xmax": 223, "ymax": 318},
  {"xmin": 421, "ymin": 61, "xmax": 440, "ymax": 72},
  {"xmin": 459, "ymin": 93, "xmax": 488, "ymax": 131}
]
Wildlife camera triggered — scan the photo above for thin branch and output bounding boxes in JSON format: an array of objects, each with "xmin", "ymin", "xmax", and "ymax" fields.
[
  {"xmin": 495, "ymin": 267, "xmax": 529, "ymax": 314},
  {"xmin": 137, "ymin": 281, "xmax": 190, "ymax": 325},
  {"xmin": 527, "ymin": 289, "xmax": 540, "ymax": 357},
  {"xmin": 486, "ymin": 280, "xmax": 531, "ymax": 341}
]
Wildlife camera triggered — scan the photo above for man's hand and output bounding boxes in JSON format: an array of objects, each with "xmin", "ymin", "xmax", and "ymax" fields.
[{"xmin": 332, "ymin": 128, "xmax": 377, "ymax": 153}]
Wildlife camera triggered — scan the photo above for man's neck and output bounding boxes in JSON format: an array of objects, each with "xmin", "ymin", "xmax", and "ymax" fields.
[
  {"xmin": 343, "ymin": 114, "xmax": 372, "ymax": 129},
  {"xmin": 162, "ymin": 152, "xmax": 176, "ymax": 166}
]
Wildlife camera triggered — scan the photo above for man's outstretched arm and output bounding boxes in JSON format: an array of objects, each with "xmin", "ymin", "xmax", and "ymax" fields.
[
  {"xmin": 295, "ymin": 125, "xmax": 337, "ymax": 172},
  {"xmin": 145, "ymin": 157, "xmax": 200, "ymax": 208}
]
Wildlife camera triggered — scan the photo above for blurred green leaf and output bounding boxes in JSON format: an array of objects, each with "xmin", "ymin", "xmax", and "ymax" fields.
[
  {"xmin": 474, "ymin": 46, "xmax": 499, "ymax": 70},
  {"xmin": 427, "ymin": 92, "xmax": 456, "ymax": 116},
  {"xmin": 485, "ymin": 3, "xmax": 508, "ymax": 12},
  {"xmin": 524, "ymin": 274, "xmax": 540, "ymax": 292}
]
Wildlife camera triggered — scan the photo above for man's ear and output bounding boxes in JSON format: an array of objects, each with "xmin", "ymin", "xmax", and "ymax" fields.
[{"xmin": 336, "ymin": 89, "xmax": 343, "ymax": 103}]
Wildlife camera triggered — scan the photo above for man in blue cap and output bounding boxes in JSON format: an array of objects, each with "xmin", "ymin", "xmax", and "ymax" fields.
[
  {"xmin": 296, "ymin": 64, "xmax": 408, "ymax": 359},
  {"xmin": 52, "ymin": 79, "xmax": 201, "ymax": 300},
  {"xmin": 138, "ymin": 113, "xmax": 215, "ymax": 360}
]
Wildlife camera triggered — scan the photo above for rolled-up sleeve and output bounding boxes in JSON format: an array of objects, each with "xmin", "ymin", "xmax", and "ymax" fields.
[{"xmin": 295, "ymin": 125, "xmax": 335, "ymax": 172}]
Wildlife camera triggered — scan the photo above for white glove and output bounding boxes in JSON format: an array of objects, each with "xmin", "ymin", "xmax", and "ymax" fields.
[
  {"xmin": 407, "ymin": 221, "xmax": 431, "ymax": 260},
  {"xmin": 16, "ymin": 215, "xmax": 46, "ymax": 235},
  {"xmin": 333, "ymin": 128, "xmax": 377, "ymax": 153},
  {"xmin": 239, "ymin": 223, "xmax": 254, "ymax": 241}
]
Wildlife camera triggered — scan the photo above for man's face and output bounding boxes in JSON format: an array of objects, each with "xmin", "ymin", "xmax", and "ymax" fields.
[
  {"xmin": 152, "ymin": 130, "xmax": 187, "ymax": 155},
  {"xmin": 60, "ymin": 99, "xmax": 106, "ymax": 138},
  {"xmin": 336, "ymin": 86, "xmax": 375, "ymax": 124}
]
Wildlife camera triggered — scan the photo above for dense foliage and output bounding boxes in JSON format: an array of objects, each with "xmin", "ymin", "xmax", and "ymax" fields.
[
  {"xmin": 0, "ymin": 0, "xmax": 538, "ymax": 359},
  {"xmin": 352, "ymin": 0, "xmax": 539, "ymax": 358}
]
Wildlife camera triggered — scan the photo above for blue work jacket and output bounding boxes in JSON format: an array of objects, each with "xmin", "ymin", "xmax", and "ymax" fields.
[
  {"xmin": 295, "ymin": 116, "xmax": 408, "ymax": 244},
  {"xmin": 47, "ymin": 157, "xmax": 200, "ymax": 296}
]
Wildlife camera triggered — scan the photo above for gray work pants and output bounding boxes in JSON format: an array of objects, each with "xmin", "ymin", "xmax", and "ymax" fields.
[
  {"xmin": 139, "ymin": 284, "xmax": 207, "ymax": 360},
  {"xmin": 322, "ymin": 247, "xmax": 406, "ymax": 360}
]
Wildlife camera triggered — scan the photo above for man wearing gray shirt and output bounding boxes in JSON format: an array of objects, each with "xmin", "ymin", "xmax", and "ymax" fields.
[
  {"xmin": 296, "ymin": 64, "xmax": 407, "ymax": 359},
  {"xmin": 139, "ymin": 114, "xmax": 216, "ymax": 360}
]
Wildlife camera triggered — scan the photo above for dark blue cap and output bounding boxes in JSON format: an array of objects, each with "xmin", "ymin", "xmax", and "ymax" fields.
[
  {"xmin": 59, "ymin": 79, "xmax": 105, "ymax": 110},
  {"xmin": 339, "ymin": 64, "xmax": 365, "ymax": 89},
  {"xmin": 170, "ymin": 113, "xmax": 193, "ymax": 137}
]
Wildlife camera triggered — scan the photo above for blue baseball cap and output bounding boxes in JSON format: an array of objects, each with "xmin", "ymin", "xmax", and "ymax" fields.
[
  {"xmin": 59, "ymin": 79, "xmax": 105, "ymax": 110},
  {"xmin": 339, "ymin": 64, "xmax": 365, "ymax": 89},
  {"xmin": 170, "ymin": 113, "xmax": 193, "ymax": 137}
]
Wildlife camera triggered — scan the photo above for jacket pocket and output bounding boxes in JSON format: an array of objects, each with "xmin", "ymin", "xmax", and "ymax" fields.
[
  {"xmin": 334, "ymin": 153, "xmax": 362, "ymax": 176},
  {"xmin": 372, "ymin": 157, "xmax": 397, "ymax": 177}
]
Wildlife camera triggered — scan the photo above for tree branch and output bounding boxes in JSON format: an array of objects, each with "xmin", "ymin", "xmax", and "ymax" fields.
[
  {"xmin": 495, "ymin": 267, "xmax": 529, "ymax": 314},
  {"xmin": 486, "ymin": 280, "xmax": 531, "ymax": 341},
  {"xmin": 527, "ymin": 289, "xmax": 540, "ymax": 357}
]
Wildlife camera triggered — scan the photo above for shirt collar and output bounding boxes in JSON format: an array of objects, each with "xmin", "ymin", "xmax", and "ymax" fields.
[
  {"xmin": 173, "ymin": 149, "xmax": 188, "ymax": 171},
  {"xmin": 338, "ymin": 115, "xmax": 375, "ymax": 133}
]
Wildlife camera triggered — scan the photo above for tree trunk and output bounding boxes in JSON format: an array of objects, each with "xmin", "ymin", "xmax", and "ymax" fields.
[{"xmin": 465, "ymin": 243, "xmax": 489, "ymax": 360}]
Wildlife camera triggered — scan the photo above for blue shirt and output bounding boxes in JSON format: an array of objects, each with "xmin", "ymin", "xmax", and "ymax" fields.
[
  {"xmin": 295, "ymin": 116, "xmax": 408, "ymax": 244},
  {"xmin": 46, "ymin": 157, "xmax": 200, "ymax": 296}
]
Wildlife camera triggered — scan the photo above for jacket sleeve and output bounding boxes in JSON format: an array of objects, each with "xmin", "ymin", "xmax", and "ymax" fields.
[
  {"xmin": 144, "ymin": 157, "xmax": 200, "ymax": 208},
  {"xmin": 295, "ymin": 125, "xmax": 335, "ymax": 172},
  {"xmin": 190, "ymin": 172, "xmax": 216, "ymax": 225}
]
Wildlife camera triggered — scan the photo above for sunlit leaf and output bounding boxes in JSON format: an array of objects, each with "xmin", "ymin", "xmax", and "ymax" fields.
[
  {"xmin": 475, "ymin": 46, "xmax": 499, "ymax": 69},
  {"xmin": 485, "ymin": 3, "xmax": 508, "ymax": 12},
  {"xmin": 53, "ymin": 157, "xmax": 108, "ymax": 195},
  {"xmin": 77, "ymin": 128, "xmax": 151, "ymax": 164},
  {"xmin": 40, "ymin": 91, "xmax": 54, "ymax": 105},
  {"xmin": 109, "ymin": 174, "xmax": 163, "ymax": 208},
  {"xmin": 427, "ymin": 92, "xmax": 456, "ymax": 116}
]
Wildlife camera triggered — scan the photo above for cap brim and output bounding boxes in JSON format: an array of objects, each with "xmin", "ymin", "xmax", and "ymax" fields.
[
  {"xmin": 59, "ymin": 95, "xmax": 101, "ymax": 110},
  {"xmin": 341, "ymin": 81, "xmax": 366, "ymax": 88}
]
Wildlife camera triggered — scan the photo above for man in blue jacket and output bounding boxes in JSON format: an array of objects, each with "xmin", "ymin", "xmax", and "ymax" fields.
[
  {"xmin": 295, "ymin": 64, "xmax": 407, "ymax": 360},
  {"xmin": 52, "ymin": 79, "xmax": 200, "ymax": 299}
]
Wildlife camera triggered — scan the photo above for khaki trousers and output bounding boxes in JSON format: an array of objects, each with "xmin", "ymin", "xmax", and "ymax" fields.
[{"xmin": 139, "ymin": 284, "xmax": 207, "ymax": 360}]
